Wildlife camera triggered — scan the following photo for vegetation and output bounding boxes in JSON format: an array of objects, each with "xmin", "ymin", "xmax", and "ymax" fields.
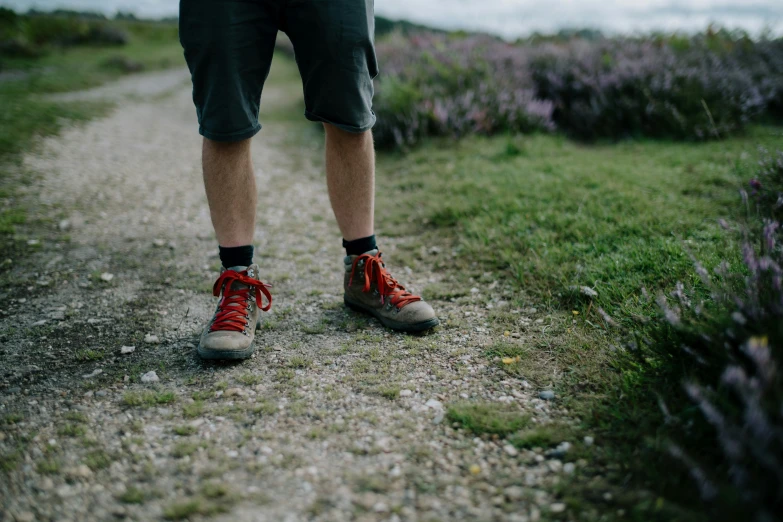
[
  {"xmin": 0, "ymin": 8, "xmax": 183, "ymax": 259},
  {"xmin": 372, "ymin": 29, "xmax": 783, "ymax": 147}
]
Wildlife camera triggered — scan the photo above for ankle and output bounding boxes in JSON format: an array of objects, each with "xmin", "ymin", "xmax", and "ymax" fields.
[
  {"xmin": 343, "ymin": 235, "xmax": 377, "ymax": 256},
  {"xmin": 219, "ymin": 245, "xmax": 254, "ymax": 269}
]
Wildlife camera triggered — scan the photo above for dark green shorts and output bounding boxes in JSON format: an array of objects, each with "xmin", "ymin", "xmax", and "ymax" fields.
[{"xmin": 179, "ymin": 0, "xmax": 378, "ymax": 142}]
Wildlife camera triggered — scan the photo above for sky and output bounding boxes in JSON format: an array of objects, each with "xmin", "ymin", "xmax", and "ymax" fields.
[{"xmin": 4, "ymin": 0, "xmax": 782, "ymax": 38}]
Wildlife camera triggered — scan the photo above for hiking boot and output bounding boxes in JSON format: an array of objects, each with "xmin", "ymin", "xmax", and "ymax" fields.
[
  {"xmin": 197, "ymin": 264, "xmax": 272, "ymax": 360},
  {"xmin": 344, "ymin": 250, "xmax": 438, "ymax": 332}
]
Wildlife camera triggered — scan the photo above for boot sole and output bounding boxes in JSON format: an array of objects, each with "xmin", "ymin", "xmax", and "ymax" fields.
[
  {"xmin": 344, "ymin": 298, "xmax": 439, "ymax": 332},
  {"xmin": 197, "ymin": 329, "xmax": 256, "ymax": 360},
  {"xmin": 197, "ymin": 343, "xmax": 255, "ymax": 361}
]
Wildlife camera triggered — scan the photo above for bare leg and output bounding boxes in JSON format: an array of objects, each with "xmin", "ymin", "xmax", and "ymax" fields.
[
  {"xmin": 324, "ymin": 124, "xmax": 375, "ymax": 241},
  {"xmin": 202, "ymin": 138, "xmax": 257, "ymax": 247}
]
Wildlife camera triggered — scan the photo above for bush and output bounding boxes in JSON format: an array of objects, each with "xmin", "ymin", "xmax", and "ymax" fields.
[
  {"xmin": 642, "ymin": 149, "xmax": 783, "ymax": 521},
  {"xmin": 373, "ymin": 33, "xmax": 554, "ymax": 148},
  {"xmin": 0, "ymin": 11, "xmax": 128, "ymax": 58},
  {"xmin": 530, "ymin": 39, "xmax": 769, "ymax": 141},
  {"xmin": 371, "ymin": 29, "xmax": 783, "ymax": 148}
]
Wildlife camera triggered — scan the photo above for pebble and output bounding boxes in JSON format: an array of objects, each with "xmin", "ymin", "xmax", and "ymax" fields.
[
  {"xmin": 58, "ymin": 219, "xmax": 71, "ymax": 231},
  {"xmin": 16, "ymin": 513, "xmax": 35, "ymax": 522},
  {"xmin": 563, "ymin": 462, "xmax": 576, "ymax": 474},
  {"xmin": 584, "ymin": 436, "xmax": 594, "ymax": 447},
  {"xmin": 503, "ymin": 444, "xmax": 519, "ymax": 457},
  {"xmin": 539, "ymin": 390, "xmax": 555, "ymax": 400},
  {"xmin": 99, "ymin": 272, "xmax": 114, "ymax": 282},
  {"xmin": 95, "ymin": 390, "xmax": 107, "ymax": 397},
  {"xmin": 27, "ymin": 239, "xmax": 40, "ymax": 246},
  {"xmin": 120, "ymin": 345, "xmax": 135, "ymax": 354},
  {"xmin": 505, "ymin": 486, "xmax": 524, "ymax": 500},
  {"xmin": 66, "ymin": 464, "xmax": 93, "ymax": 479},
  {"xmin": 82, "ymin": 369, "xmax": 102, "ymax": 379},
  {"xmin": 32, "ymin": 320, "xmax": 47, "ymax": 326},
  {"xmin": 224, "ymin": 388, "xmax": 246, "ymax": 398},
  {"xmin": 144, "ymin": 334, "xmax": 160, "ymax": 344},
  {"xmin": 550, "ymin": 503, "xmax": 566, "ymax": 513},
  {"xmin": 141, "ymin": 371, "xmax": 159, "ymax": 383},
  {"xmin": 399, "ymin": 389, "xmax": 413, "ymax": 397}
]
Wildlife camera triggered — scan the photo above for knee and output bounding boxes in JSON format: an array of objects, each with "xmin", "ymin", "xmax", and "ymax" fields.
[{"xmin": 323, "ymin": 123, "xmax": 372, "ymax": 142}]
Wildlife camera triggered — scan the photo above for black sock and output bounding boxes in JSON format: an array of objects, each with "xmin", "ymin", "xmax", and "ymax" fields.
[
  {"xmin": 219, "ymin": 245, "xmax": 254, "ymax": 269},
  {"xmin": 343, "ymin": 235, "xmax": 377, "ymax": 256}
]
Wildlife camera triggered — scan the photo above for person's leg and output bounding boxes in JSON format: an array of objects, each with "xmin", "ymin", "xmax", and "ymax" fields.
[
  {"xmin": 202, "ymin": 138, "xmax": 256, "ymax": 249},
  {"xmin": 323, "ymin": 124, "xmax": 375, "ymax": 242},
  {"xmin": 180, "ymin": 0, "xmax": 280, "ymax": 359}
]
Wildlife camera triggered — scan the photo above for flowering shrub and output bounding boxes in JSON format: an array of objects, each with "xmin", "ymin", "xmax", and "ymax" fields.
[
  {"xmin": 648, "ymin": 150, "xmax": 783, "ymax": 520},
  {"xmin": 373, "ymin": 33, "xmax": 554, "ymax": 148},
  {"xmin": 371, "ymin": 30, "xmax": 783, "ymax": 147},
  {"xmin": 530, "ymin": 39, "xmax": 769, "ymax": 141}
]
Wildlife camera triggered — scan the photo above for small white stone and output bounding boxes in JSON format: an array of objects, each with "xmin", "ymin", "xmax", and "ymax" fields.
[
  {"xmin": 399, "ymin": 389, "xmax": 413, "ymax": 397},
  {"xmin": 503, "ymin": 444, "xmax": 519, "ymax": 457},
  {"xmin": 82, "ymin": 369, "xmax": 102, "ymax": 379},
  {"xmin": 425, "ymin": 399, "xmax": 443, "ymax": 409},
  {"xmin": 563, "ymin": 462, "xmax": 576, "ymax": 474},
  {"xmin": 27, "ymin": 239, "xmax": 40, "ymax": 246},
  {"xmin": 144, "ymin": 334, "xmax": 160, "ymax": 344},
  {"xmin": 58, "ymin": 219, "xmax": 71, "ymax": 231},
  {"xmin": 100, "ymin": 272, "xmax": 114, "ymax": 282},
  {"xmin": 226, "ymin": 450, "xmax": 239, "ymax": 458},
  {"xmin": 550, "ymin": 503, "xmax": 566, "ymax": 513},
  {"xmin": 120, "ymin": 346, "xmax": 135, "ymax": 355},
  {"xmin": 141, "ymin": 371, "xmax": 159, "ymax": 383},
  {"xmin": 32, "ymin": 319, "xmax": 47, "ymax": 326},
  {"xmin": 584, "ymin": 436, "xmax": 594, "ymax": 447}
]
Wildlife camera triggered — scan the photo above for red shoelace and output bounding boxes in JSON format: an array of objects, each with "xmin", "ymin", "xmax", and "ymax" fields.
[
  {"xmin": 210, "ymin": 269, "xmax": 272, "ymax": 332},
  {"xmin": 349, "ymin": 251, "xmax": 421, "ymax": 309}
]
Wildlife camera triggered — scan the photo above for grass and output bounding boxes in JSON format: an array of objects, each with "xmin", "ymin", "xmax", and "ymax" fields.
[
  {"xmin": 374, "ymin": 121, "xmax": 783, "ymax": 515},
  {"xmin": 508, "ymin": 423, "xmax": 572, "ymax": 450},
  {"xmin": 118, "ymin": 486, "xmax": 146, "ymax": 504},
  {"xmin": 0, "ymin": 17, "xmax": 184, "ymax": 257},
  {"xmin": 446, "ymin": 402, "xmax": 531, "ymax": 436},
  {"xmin": 121, "ymin": 390, "xmax": 177, "ymax": 407},
  {"xmin": 84, "ymin": 449, "xmax": 111, "ymax": 470}
]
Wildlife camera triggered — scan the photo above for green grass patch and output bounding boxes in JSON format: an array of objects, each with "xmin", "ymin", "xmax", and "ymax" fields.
[
  {"xmin": 172, "ymin": 425, "xmax": 197, "ymax": 436},
  {"xmin": 508, "ymin": 423, "xmax": 572, "ymax": 450},
  {"xmin": 163, "ymin": 498, "xmax": 227, "ymax": 520},
  {"xmin": 182, "ymin": 401, "xmax": 205, "ymax": 418},
  {"xmin": 118, "ymin": 486, "xmax": 146, "ymax": 504},
  {"xmin": 57, "ymin": 423, "xmax": 87, "ymax": 438},
  {"xmin": 36, "ymin": 458, "xmax": 61, "ymax": 475},
  {"xmin": 287, "ymin": 355, "xmax": 312, "ymax": 368},
  {"xmin": 446, "ymin": 402, "xmax": 530, "ymax": 436},
  {"xmin": 84, "ymin": 449, "xmax": 111, "ymax": 470},
  {"xmin": 121, "ymin": 390, "xmax": 177, "ymax": 407},
  {"xmin": 75, "ymin": 349, "xmax": 104, "ymax": 361}
]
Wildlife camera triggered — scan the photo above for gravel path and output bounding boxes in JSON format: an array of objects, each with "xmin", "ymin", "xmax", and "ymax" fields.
[{"xmin": 1, "ymin": 64, "xmax": 578, "ymax": 522}]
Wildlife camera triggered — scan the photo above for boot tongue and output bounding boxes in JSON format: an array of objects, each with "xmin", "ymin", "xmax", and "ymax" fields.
[
  {"xmin": 224, "ymin": 265, "xmax": 251, "ymax": 292},
  {"xmin": 343, "ymin": 249, "xmax": 380, "ymax": 266}
]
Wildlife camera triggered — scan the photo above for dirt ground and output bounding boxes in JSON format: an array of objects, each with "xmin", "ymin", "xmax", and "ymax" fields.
[{"xmin": 0, "ymin": 63, "xmax": 583, "ymax": 522}]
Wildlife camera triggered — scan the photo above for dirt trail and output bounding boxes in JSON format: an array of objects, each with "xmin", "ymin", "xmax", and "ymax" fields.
[{"xmin": 1, "ymin": 63, "xmax": 573, "ymax": 522}]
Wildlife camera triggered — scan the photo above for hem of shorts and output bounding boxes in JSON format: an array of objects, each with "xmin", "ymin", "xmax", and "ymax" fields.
[
  {"xmin": 304, "ymin": 111, "xmax": 376, "ymax": 133},
  {"xmin": 199, "ymin": 123, "xmax": 262, "ymax": 143}
]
